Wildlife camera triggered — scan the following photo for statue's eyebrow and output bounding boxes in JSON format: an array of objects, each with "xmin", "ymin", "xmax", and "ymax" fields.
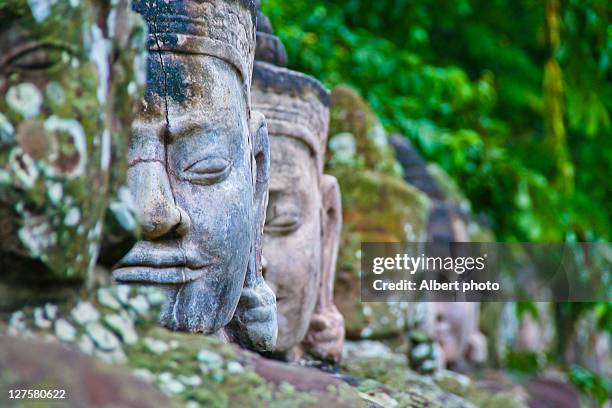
[{"xmin": 167, "ymin": 118, "xmax": 234, "ymax": 141}]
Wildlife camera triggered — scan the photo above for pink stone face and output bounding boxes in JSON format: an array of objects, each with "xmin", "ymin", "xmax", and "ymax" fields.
[
  {"xmin": 423, "ymin": 302, "xmax": 487, "ymax": 367},
  {"xmin": 263, "ymin": 136, "xmax": 322, "ymax": 352},
  {"xmin": 253, "ymin": 61, "xmax": 345, "ymax": 363}
]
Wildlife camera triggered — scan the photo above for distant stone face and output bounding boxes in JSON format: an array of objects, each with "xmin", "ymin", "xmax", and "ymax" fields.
[
  {"xmin": 113, "ymin": 0, "xmax": 277, "ymax": 352},
  {"xmin": 252, "ymin": 61, "xmax": 345, "ymax": 363},
  {"xmin": 422, "ymin": 302, "xmax": 488, "ymax": 368},
  {"xmin": 0, "ymin": 0, "xmax": 146, "ymax": 309}
]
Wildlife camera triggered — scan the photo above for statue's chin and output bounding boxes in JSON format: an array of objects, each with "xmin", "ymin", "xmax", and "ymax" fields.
[{"xmin": 158, "ymin": 283, "xmax": 232, "ymax": 334}]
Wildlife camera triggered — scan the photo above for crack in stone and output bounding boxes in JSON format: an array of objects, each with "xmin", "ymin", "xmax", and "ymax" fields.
[{"xmin": 147, "ymin": 4, "xmax": 190, "ymax": 308}]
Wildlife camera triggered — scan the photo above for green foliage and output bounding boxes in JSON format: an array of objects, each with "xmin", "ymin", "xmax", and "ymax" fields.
[
  {"xmin": 504, "ymin": 350, "xmax": 544, "ymax": 374},
  {"xmin": 569, "ymin": 365, "xmax": 612, "ymax": 406},
  {"xmin": 263, "ymin": 0, "xmax": 611, "ymax": 242}
]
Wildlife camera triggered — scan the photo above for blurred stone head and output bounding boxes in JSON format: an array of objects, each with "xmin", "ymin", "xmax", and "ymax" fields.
[
  {"xmin": 423, "ymin": 302, "xmax": 487, "ymax": 367},
  {"xmin": 0, "ymin": 0, "xmax": 146, "ymax": 309},
  {"xmin": 253, "ymin": 61, "xmax": 344, "ymax": 361},
  {"xmin": 113, "ymin": 0, "xmax": 276, "ymax": 351}
]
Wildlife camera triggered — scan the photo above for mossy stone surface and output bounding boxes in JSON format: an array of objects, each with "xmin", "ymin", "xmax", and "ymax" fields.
[{"xmin": 326, "ymin": 86, "xmax": 430, "ymax": 339}]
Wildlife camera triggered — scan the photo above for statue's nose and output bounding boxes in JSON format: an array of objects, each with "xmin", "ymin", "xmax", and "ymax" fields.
[{"xmin": 127, "ymin": 161, "xmax": 191, "ymax": 240}]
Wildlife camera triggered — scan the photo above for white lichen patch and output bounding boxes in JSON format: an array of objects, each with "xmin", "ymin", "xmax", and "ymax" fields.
[
  {"xmin": 45, "ymin": 81, "xmax": 66, "ymax": 106},
  {"xmin": 27, "ymin": 0, "xmax": 55, "ymax": 23},
  {"xmin": 0, "ymin": 112, "xmax": 15, "ymax": 144},
  {"xmin": 33, "ymin": 307, "xmax": 52, "ymax": 329},
  {"xmin": 46, "ymin": 182, "xmax": 63, "ymax": 205},
  {"xmin": 6, "ymin": 83, "xmax": 43, "ymax": 118},
  {"xmin": 226, "ymin": 361, "xmax": 244, "ymax": 374},
  {"xmin": 44, "ymin": 115, "xmax": 87, "ymax": 178},
  {"xmin": 109, "ymin": 201, "xmax": 138, "ymax": 231},
  {"xmin": 104, "ymin": 313, "xmax": 138, "ymax": 345},
  {"xmin": 106, "ymin": 9, "xmax": 117, "ymax": 39},
  {"xmin": 54, "ymin": 318, "xmax": 77, "ymax": 342},
  {"xmin": 89, "ymin": 25, "xmax": 111, "ymax": 105},
  {"xmin": 44, "ymin": 303, "xmax": 58, "ymax": 320},
  {"xmin": 64, "ymin": 207, "xmax": 81, "ymax": 227},
  {"xmin": 158, "ymin": 372, "xmax": 185, "ymax": 395},
  {"xmin": 78, "ymin": 334, "xmax": 95, "ymax": 354},
  {"xmin": 9, "ymin": 147, "xmax": 38, "ymax": 189},
  {"xmin": 18, "ymin": 213, "xmax": 56, "ymax": 258},
  {"xmin": 8, "ymin": 311, "xmax": 27, "ymax": 335},
  {"xmin": 100, "ymin": 128, "xmax": 111, "ymax": 170},
  {"xmin": 0, "ymin": 170, "xmax": 11, "ymax": 186},
  {"xmin": 71, "ymin": 301, "xmax": 100, "ymax": 325},
  {"xmin": 133, "ymin": 49, "xmax": 147, "ymax": 86},
  {"xmin": 143, "ymin": 337, "xmax": 169, "ymax": 355},
  {"xmin": 197, "ymin": 349, "xmax": 223, "ymax": 369},
  {"xmin": 85, "ymin": 322, "xmax": 120, "ymax": 351},
  {"xmin": 127, "ymin": 81, "xmax": 138, "ymax": 96},
  {"xmin": 329, "ymin": 132, "xmax": 357, "ymax": 165},
  {"xmin": 177, "ymin": 374, "xmax": 202, "ymax": 387},
  {"xmin": 368, "ymin": 124, "xmax": 388, "ymax": 148},
  {"xmin": 403, "ymin": 223, "xmax": 417, "ymax": 241},
  {"xmin": 97, "ymin": 287, "xmax": 122, "ymax": 310}
]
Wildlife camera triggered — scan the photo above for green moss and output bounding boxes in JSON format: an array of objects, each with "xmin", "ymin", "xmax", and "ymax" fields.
[
  {"xmin": 327, "ymin": 86, "xmax": 401, "ymax": 176},
  {"xmin": 342, "ymin": 355, "xmax": 476, "ymax": 407}
]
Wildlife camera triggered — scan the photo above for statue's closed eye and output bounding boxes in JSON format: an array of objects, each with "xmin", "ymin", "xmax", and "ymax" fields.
[
  {"xmin": 2, "ymin": 44, "xmax": 65, "ymax": 71},
  {"xmin": 265, "ymin": 194, "xmax": 302, "ymax": 234},
  {"xmin": 183, "ymin": 157, "xmax": 231, "ymax": 185}
]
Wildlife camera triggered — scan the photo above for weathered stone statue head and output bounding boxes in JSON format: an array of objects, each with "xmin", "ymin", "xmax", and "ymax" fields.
[
  {"xmin": 113, "ymin": 0, "xmax": 276, "ymax": 352},
  {"xmin": 252, "ymin": 61, "xmax": 345, "ymax": 363},
  {"xmin": 422, "ymin": 302, "xmax": 487, "ymax": 368},
  {"xmin": 0, "ymin": 0, "xmax": 145, "ymax": 310}
]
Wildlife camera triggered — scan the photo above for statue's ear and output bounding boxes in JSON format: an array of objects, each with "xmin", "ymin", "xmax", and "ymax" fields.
[
  {"xmin": 247, "ymin": 110, "xmax": 269, "ymax": 287},
  {"xmin": 318, "ymin": 175, "xmax": 342, "ymax": 310}
]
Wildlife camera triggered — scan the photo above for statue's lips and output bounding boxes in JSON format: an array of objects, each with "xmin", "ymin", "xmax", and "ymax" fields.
[
  {"xmin": 113, "ymin": 243, "xmax": 219, "ymax": 284},
  {"xmin": 112, "ymin": 266, "xmax": 207, "ymax": 285}
]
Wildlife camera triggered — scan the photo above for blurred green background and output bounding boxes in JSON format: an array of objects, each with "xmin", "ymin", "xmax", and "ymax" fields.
[{"xmin": 263, "ymin": 0, "xmax": 611, "ymax": 243}]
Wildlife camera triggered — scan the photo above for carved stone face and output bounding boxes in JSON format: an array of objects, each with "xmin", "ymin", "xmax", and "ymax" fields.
[
  {"xmin": 113, "ymin": 1, "xmax": 276, "ymax": 344},
  {"xmin": 253, "ymin": 61, "xmax": 344, "ymax": 360},
  {"xmin": 115, "ymin": 54, "xmax": 255, "ymax": 332},
  {"xmin": 0, "ymin": 0, "xmax": 145, "ymax": 307},
  {"xmin": 264, "ymin": 136, "xmax": 322, "ymax": 351},
  {"xmin": 423, "ymin": 302, "xmax": 486, "ymax": 366}
]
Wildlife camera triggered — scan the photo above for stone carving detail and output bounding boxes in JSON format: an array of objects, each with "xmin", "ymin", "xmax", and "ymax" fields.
[
  {"xmin": 112, "ymin": 0, "xmax": 277, "ymax": 352},
  {"xmin": 0, "ymin": 0, "xmax": 145, "ymax": 310},
  {"xmin": 252, "ymin": 42, "xmax": 345, "ymax": 361}
]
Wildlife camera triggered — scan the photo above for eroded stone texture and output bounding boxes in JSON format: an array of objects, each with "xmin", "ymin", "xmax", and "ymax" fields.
[
  {"xmin": 112, "ymin": 0, "xmax": 277, "ymax": 352},
  {"xmin": 252, "ymin": 20, "xmax": 344, "ymax": 361},
  {"xmin": 0, "ymin": 0, "xmax": 146, "ymax": 310}
]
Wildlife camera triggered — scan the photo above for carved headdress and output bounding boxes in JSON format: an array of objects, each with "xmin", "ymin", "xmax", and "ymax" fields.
[
  {"xmin": 252, "ymin": 62, "xmax": 330, "ymax": 173},
  {"xmin": 132, "ymin": 0, "xmax": 257, "ymax": 87}
]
